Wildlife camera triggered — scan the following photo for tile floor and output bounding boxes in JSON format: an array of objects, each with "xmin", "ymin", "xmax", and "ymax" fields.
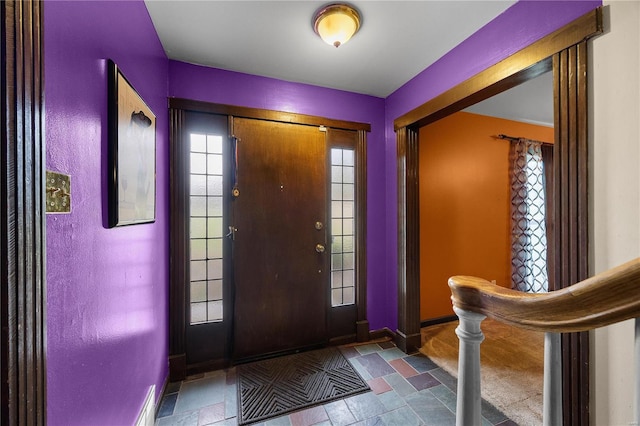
[{"xmin": 155, "ymin": 340, "xmax": 517, "ymax": 426}]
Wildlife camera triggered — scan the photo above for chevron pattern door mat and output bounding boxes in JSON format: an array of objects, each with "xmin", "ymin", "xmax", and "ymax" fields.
[{"xmin": 236, "ymin": 347, "xmax": 370, "ymax": 425}]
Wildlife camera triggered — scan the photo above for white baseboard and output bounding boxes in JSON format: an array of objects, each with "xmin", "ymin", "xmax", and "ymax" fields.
[{"xmin": 135, "ymin": 385, "xmax": 156, "ymax": 426}]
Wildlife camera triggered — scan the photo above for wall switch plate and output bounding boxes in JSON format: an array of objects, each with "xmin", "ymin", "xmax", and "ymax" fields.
[{"xmin": 46, "ymin": 171, "xmax": 71, "ymax": 213}]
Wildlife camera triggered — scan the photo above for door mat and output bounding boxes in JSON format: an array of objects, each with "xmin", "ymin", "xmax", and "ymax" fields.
[{"xmin": 236, "ymin": 347, "xmax": 370, "ymax": 425}]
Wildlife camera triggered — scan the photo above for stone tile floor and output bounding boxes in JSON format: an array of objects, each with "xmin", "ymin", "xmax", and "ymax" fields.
[{"xmin": 155, "ymin": 340, "xmax": 517, "ymax": 426}]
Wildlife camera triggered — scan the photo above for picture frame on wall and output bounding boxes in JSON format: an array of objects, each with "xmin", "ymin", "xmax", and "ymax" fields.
[{"xmin": 107, "ymin": 59, "xmax": 156, "ymax": 227}]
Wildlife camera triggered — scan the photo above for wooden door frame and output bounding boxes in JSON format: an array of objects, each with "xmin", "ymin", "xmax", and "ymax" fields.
[
  {"xmin": 168, "ymin": 98, "xmax": 370, "ymax": 379},
  {"xmin": 1, "ymin": 0, "xmax": 47, "ymax": 423},
  {"xmin": 394, "ymin": 8, "xmax": 602, "ymax": 425}
]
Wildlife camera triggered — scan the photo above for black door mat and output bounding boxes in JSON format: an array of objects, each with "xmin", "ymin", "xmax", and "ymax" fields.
[{"xmin": 236, "ymin": 347, "xmax": 370, "ymax": 425}]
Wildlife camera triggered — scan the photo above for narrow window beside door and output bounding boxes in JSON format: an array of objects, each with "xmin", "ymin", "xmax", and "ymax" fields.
[
  {"xmin": 189, "ymin": 133, "xmax": 225, "ymax": 324},
  {"xmin": 330, "ymin": 148, "xmax": 355, "ymax": 307}
]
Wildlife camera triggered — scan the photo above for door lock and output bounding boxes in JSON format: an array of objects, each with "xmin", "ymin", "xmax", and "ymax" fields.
[{"xmin": 315, "ymin": 244, "xmax": 325, "ymax": 253}]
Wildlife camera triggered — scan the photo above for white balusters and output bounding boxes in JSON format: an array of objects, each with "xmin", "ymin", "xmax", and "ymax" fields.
[
  {"xmin": 454, "ymin": 313, "xmax": 563, "ymax": 426},
  {"xmin": 454, "ymin": 307, "xmax": 486, "ymax": 426},
  {"xmin": 543, "ymin": 332, "xmax": 562, "ymax": 425}
]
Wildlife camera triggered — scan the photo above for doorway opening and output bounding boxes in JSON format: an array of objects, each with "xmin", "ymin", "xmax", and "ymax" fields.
[{"xmin": 395, "ymin": 9, "xmax": 603, "ymax": 424}]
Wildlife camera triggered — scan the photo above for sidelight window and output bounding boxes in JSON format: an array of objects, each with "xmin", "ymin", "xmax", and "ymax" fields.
[
  {"xmin": 189, "ymin": 133, "xmax": 224, "ymax": 324},
  {"xmin": 330, "ymin": 148, "xmax": 356, "ymax": 307}
]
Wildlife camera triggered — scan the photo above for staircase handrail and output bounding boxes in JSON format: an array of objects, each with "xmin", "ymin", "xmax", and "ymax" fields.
[{"xmin": 448, "ymin": 257, "xmax": 640, "ymax": 333}]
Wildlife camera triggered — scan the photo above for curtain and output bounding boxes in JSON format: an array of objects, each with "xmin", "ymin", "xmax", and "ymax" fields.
[
  {"xmin": 541, "ymin": 144, "xmax": 554, "ymax": 290},
  {"xmin": 510, "ymin": 138, "xmax": 549, "ymax": 293}
]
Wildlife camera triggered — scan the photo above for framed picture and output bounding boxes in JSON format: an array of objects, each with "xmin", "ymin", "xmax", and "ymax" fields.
[{"xmin": 108, "ymin": 59, "xmax": 156, "ymax": 227}]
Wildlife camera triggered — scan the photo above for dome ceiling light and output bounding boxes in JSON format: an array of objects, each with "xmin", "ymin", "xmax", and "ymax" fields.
[{"xmin": 313, "ymin": 3, "xmax": 361, "ymax": 48}]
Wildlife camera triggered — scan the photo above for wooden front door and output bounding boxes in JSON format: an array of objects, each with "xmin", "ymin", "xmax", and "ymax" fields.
[
  {"xmin": 169, "ymin": 100, "xmax": 369, "ymax": 377},
  {"xmin": 231, "ymin": 118, "xmax": 328, "ymax": 360}
]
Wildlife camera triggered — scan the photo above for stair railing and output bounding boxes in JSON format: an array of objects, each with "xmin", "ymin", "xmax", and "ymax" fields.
[{"xmin": 448, "ymin": 257, "xmax": 640, "ymax": 426}]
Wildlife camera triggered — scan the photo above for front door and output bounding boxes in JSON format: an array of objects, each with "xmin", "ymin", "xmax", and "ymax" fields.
[
  {"xmin": 231, "ymin": 118, "xmax": 328, "ymax": 360},
  {"xmin": 170, "ymin": 102, "xmax": 367, "ymax": 376}
]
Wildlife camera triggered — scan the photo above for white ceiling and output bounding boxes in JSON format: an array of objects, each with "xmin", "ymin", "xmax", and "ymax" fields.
[
  {"xmin": 144, "ymin": 0, "xmax": 553, "ymax": 124},
  {"xmin": 465, "ymin": 71, "xmax": 553, "ymax": 127}
]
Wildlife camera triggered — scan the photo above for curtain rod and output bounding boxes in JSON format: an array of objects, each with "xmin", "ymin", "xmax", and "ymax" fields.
[{"xmin": 496, "ymin": 133, "xmax": 553, "ymax": 145}]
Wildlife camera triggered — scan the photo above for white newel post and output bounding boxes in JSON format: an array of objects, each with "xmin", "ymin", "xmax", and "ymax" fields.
[
  {"xmin": 543, "ymin": 332, "xmax": 562, "ymax": 426},
  {"xmin": 454, "ymin": 306, "xmax": 486, "ymax": 426}
]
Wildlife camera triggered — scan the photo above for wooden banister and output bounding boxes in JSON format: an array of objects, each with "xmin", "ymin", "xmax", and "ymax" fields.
[
  {"xmin": 450, "ymin": 258, "xmax": 640, "ymax": 425},
  {"xmin": 448, "ymin": 257, "xmax": 640, "ymax": 333}
]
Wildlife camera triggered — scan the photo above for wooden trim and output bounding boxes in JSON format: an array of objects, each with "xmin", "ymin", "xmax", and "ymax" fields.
[
  {"xmin": 394, "ymin": 7, "xmax": 602, "ymax": 130},
  {"xmin": 369, "ymin": 327, "xmax": 396, "ymax": 341},
  {"xmin": 394, "ymin": 8, "xmax": 602, "ymax": 425},
  {"xmin": 395, "ymin": 126, "xmax": 421, "ymax": 353},
  {"xmin": 553, "ymin": 40, "xmax": 590, "ymax": 426},
  {"xmin": 396, "ymin": 58, "xmax": 553, "ymax": 131},
  {"xmin": 328, "ymin": 334, "xmax": 357, "ymax": 347},
  {"xmin": 168, "ymin": 108, "xmax": 187, "ymax": 381},
  {"xmin": 355, "ymin": 130, "xmax": 369, "ymax": 342},
  {"xmin": 1, "ymin": 0, "xmax": 46, "ymax": 423},
  {"xmin": 169, "ymin": 98, "xmax": 371, "ymax": 133}
]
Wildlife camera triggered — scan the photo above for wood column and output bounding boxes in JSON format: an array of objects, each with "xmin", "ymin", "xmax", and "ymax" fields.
[
  {"xmin": 396, "ymin": 126, "xmax": 421, "ymax": 352},
  {"xmin": 553, "ymin": 41, "xmax": 590, "ymax": 426},
  {"xmin": 355, "ymin": 129, "xmax": 369, "ymax": 342},
  {"xmin": 168, "ymin": 108, "xmax": 187, "ymax": 380},
  {"xmin": 1, "ymin": 0, "xmax": 46, "ymax": 423}
]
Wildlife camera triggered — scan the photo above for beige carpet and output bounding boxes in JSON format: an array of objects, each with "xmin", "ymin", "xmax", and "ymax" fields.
[{"xmin": 420, "ymin": 319, "xmax": 544, "ymax": 426}]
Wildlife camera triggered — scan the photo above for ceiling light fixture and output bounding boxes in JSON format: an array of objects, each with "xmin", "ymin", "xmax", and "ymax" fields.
[{"xmin": 313, "ymin": 3, "xmax": 361, "ymax": 48}]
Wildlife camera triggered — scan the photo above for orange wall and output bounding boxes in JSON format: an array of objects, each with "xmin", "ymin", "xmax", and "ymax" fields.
[{"xmin": 419, "ymin": 111, "xmax": 553, "ymax": 321}]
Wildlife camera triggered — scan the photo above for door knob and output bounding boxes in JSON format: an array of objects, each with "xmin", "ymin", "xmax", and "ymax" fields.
[{"xmin": 315, "ymin": 244, "xmax": 325, "ymax": 253}]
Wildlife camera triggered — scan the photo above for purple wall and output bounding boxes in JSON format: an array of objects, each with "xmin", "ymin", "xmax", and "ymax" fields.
[
  {"xmin": 168, "ymin": 62, "xmax": 389, "ymax": 329},
  {"xmin": 383, "ymin": 0, "xmax": 601, "ymax": 330},
  {"xmin": 44, "ymin": 1, "xmax": 169, "ymax": 425}
]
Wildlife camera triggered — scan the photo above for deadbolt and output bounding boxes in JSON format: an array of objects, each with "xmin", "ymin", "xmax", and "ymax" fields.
[
  {"xmin": 315, "ymin": 221, "xmax": 323, "ymax": 230},
  {"xmin": 315, "ymin": 244, "xmax": 325, "ymax": 253}
]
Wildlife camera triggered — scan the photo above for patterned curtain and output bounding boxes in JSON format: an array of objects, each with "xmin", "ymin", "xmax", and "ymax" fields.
[
  {"xmin": 541, "ymin": 144, "xmax": 554, "ymax": 290},
  {"xmin": 510, "ymin": 138, "xmax": 549, "ymax": 293}
]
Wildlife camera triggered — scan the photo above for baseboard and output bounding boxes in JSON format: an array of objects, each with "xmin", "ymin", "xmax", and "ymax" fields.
[
  {"xmin": 329, "ymin": 334, "xmax": 357, "ymax": 346},
  {"xmin": 369, "ymin": 327, "xmax": 395, "ymax": 340},
  {"xmin": 394, "ymin": 329, "xmax": 421, "ymax": 354},
  {"xmin": 134, "ymin": 385, "xmax": 155, "ymax": 426},
  {"xmin": 420, "ymin": 315, "xmax": 458, "ymax": 328}
]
